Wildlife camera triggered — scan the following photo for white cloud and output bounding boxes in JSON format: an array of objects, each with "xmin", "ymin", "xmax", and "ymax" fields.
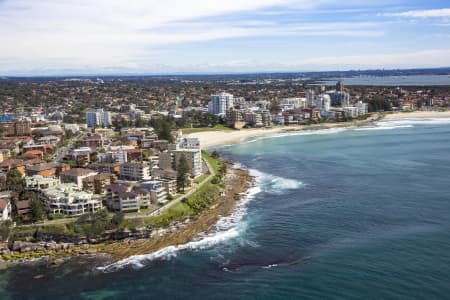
[
  {"xmin": 0, "ymin": 0, "xmax": 446, "ymax": 74},
  {"xmin": 384, "ymin": 8, "xmax": 450, "ymax": 18},
  {"xmin": 0, "ymin": 0, "xmax": 387, "ymax": 73}
]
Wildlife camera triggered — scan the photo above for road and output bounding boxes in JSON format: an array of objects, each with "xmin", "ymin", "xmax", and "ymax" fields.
[
  {"xmin": 16, "ymin": 156, "xmax": 215, "ymax": 228},
  {"xmin": 52, "ymin": 133, "xmax": 84, "ymax": 162},
  {"xmin": 124, "ymin": 156, "xmax": 215, "ymax": 219}
]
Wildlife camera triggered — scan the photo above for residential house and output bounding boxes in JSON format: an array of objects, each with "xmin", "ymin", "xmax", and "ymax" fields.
[
  {"xmin": 82, "ymin": 173, "xmax": 116, "ymax": 194},
  {"xmin": 119, "ymin": 162, "xmax": 151, "ymax": 181},
  {"xmin": 60, "ymin": 168, "xmax": 98, "ymax": 188},
  {"xmin": 140, "ymin": 181, "xmax": 168, "ymax": 204},
  {"xmin": 40, "ymin": 183, "xmax": 102, "ymax": 216},
  {"xmin": 105, "ymin": 183, "xmax": 151, "ymax": 212},
  {"xmin": 26, "ymin": 162, "xmax": 70, "ymax": 177},
  {"xmin": 25, "ymin": 175, "xmax": 61, "ymax": 191}
]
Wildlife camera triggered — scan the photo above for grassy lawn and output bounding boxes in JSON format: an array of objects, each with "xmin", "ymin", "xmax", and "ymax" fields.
[
  {"xmin": 202, "ymin": 151, "xmax": 221, "ymax": 174},
  {"xmin": 181, "ymin": 124, "xmax": 234, "ymax": 135},
  {"xmin": 194, "ymin": 174, "xmax": 208, "ymax": 184},
  {"xmin": 144, "ymin": 202, "xmax": 194, "ymax": 228},
  {"xmin": 144, "ymin": 154, "xmax": 223, "ymax": 228}
]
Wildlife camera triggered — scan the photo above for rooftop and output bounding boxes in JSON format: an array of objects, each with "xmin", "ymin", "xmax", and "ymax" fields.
[{"xmin": 61, "ymin": 168, "xmax": 97, "ymax": 177}]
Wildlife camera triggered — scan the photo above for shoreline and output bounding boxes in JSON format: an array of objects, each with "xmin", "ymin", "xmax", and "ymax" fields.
[
  {"xmin": 187, "ymin": 111, "xmax": 450, "ymax": 148},
  {"xmin": 383, "ymin": 110, "xmax": 450, "ymax": 120},
  {"xmin": 1, "ymin": 164, "xmax": 253, "ymax": 268},
  {"xmin": 4, "ymin": 110, "xmax": 449, "ymax": 269},
  {"xmin": 186, "ymin": 115, "xmax": 380, "ymax": 148},
  {"xmin": 95, "ymin": 166, "xmax": 252, "ymax": 263}
]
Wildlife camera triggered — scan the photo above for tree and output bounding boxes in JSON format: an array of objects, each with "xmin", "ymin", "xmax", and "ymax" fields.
[
  {"xmin": 159, "ymin": 122, "xmax": 174, "ymax": 143},
  {"xmin": 30, "ymin": 199, "xmax": 46, "ymax": 222},
  {"xmin": 176, "ymin": 154, "xmax": 191, "ymax": 193},
  {"xmin": 211, "ymin": 150, "xmax": 220, "ymax": 159},
  {"xmin": 0, "ymin": 221, "xmax": 11, "ymax": 241},
  {"xmin": 6, "ymin": 169, "xmax": 23, "ymax": 192},
  {"xmin": 110, "ymin": 212, "xmax": 124, "ymax": 229}
]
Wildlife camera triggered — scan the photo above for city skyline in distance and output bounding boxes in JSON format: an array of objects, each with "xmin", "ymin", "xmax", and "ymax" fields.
[{"xmin": 1, "ymin": 0, "xmax": 450, "ymax": 76}]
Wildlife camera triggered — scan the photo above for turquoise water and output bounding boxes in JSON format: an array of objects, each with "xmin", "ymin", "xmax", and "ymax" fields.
[{"xmin": 2, "ymin": 118, "xmax": 450, "ymax": 299}]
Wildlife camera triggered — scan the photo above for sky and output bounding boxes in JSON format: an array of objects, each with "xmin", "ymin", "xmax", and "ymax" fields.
[{"xmin": 0, "ymin": 0, "xmax": 450, "ymax": 75}]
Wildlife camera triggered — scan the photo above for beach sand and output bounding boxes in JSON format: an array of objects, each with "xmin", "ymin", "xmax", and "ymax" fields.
[
  {"xmin": 186, "ymin": 127, "xmax": 289, "ymax": 148},
  {"xmin": 187, "ymin": 111, "xmax": 450, "ymax": 148},
  {"xmin": 383, "ymin": 111, "xmax": 450, "ymax": 120}
]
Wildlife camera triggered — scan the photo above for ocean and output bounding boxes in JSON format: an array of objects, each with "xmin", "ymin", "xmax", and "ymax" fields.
[
  {"xmin": 315, "ymin": 74, "xmax": 450, "ymax": 86},
  {"xmin": 2, "ymin": 118, "xmax": 450, "ymax": 299}
]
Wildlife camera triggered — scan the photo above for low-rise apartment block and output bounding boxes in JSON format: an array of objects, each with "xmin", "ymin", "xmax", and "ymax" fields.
[{"xmin": 40, "ymin": 183, "xmax": 102, "ymax": 216}]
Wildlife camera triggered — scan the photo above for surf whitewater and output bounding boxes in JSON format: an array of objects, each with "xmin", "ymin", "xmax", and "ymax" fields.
[{"xmin": 98, "ymin": 167, "xmax": 304, "ymax": 272}]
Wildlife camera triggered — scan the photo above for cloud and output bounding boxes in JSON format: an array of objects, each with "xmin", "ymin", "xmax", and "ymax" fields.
[
  {"xmin": 0, "ymin": 0, "xmax": 447, "ymax": 74},
  {"xmin": 384, "ymin": 8, "xmax": 450, "ymax": 18},
  {"xmin": 0, "ymin": 0, "xmax": 386, "ymax": 73}
]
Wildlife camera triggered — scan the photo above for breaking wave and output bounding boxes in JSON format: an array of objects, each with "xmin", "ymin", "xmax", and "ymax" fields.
[
  {"xmin": 354, "ymin": 124, "xmax": 414, "ymax": 131},
  {"xmin": 240, "ymin": 127, "xmax": 349, "ymax": 145},
  {"xmin": 99, "ymin": 168, "xmax": 261, "ymax": 272},
  {"xmin": 250, "ymin": 169, "xmax": 305, "ymax": 194},
  {"xmin": 378, "ymin": 118, "xmax": 450, "ymax": 127},
  {"xmin": 98, "ymin": 165, "xmax": 304, "ymax": 272}
]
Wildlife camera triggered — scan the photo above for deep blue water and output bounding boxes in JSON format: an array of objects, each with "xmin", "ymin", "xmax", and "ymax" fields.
[
  {"xmin": 316, "ymin": 74, "xmax": 450, "ymax": 86},
  {"xmin": 2, "ymin": 118, "xmax": 450, "ymax": 299}
]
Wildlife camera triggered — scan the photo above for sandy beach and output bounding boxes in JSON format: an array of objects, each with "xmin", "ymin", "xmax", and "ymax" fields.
[
  {"xmin": 383, "ymin": 111, "xmax": 450, "ymax": 120},
  {"xmin": 186, "ymin": 127, "xmax": 289, "ymax": 148},
  {"xmin": 187, "ymin": 111, "xmax": 450, "ymax": 148},
  {"xmin": 187, "ymin": 123, "xmax": 365, "ymax": 148}
]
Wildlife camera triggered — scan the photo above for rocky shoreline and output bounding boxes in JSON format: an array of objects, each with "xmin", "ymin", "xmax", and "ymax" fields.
[{"xmin": 0, "ymin": 165, "xmax": 253, "ymax": 267}]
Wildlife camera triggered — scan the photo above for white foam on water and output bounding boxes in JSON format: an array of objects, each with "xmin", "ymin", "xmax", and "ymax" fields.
[
  {"xmin": 250, "ymin": 168, "xmax": 305, "ymax": 195},
  {"xmin": 98, "ymin": 164, "xmax": 263, "ymax": 273},
  {"xmin": 354, "ymin": 124, "xmax": 414, "ymax": 131},
  {"xmin": 98, "ymin": 164, "xmax": 305, "ymax": 272},
  {"xmin": 378, "ymin": 117, "xmax": 450, "ymax": 127},
  {"xmin": 239, "ymin": 127, "xmax": 349, "ymax": 145},
  {"xmin": 262, "ymin": 264, "xmax": 278, "ymax": 269}
]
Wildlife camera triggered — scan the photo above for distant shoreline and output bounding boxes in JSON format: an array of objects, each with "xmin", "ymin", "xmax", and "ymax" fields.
[
  {"xmin": 187, "ymin": 111, "xmax": 450, "ymax": 148},
  {"xmin": 383, "ymin": 111, "xmax": 450, "ymax": 120},
  {"xmin": 187, "ymin": 116, "xmax": 378, "ymax": 148}
]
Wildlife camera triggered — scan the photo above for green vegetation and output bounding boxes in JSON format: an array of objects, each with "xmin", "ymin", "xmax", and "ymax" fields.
[
  {"xmin": 7, "ymin": 152, "xmax": 228, "ymax": 244},
  {"xmin": 6, "ymin": 169, "xmax": 23, "ymax": 191},
  {"xmin": 181, "ymin": 124, "xmax": 233, "ymax": 135},
  {"xmin": 149, "ymin": 117, "xmax": 175, "ymax": 143},
  {"xmin": 3, "ymin": 251, "xmax": 54, "ymax": 261},
  {"xmin": 145, "ymin": 202, "xmax": 194, "ymax": 228},
  {"xmin": 182, "ymin": 182, "xmax": 220, "ymax": 214},
  {"xmin": 194, "ymin": 174, "xmax": 208, "ymax": 184},
  {"xmin": 145, "ymin": 152, "xmax": 226, "ymax": 228},
  {"xmin": 30, "ymin": 198, "xmax": 46, "ymax": 222},
  {"xmin": 0, "ymin": 221, "xmax": 12, "ymax": 241},
  {"xmin": 202, "ymin": 151, "xmax": 222, "ymax": 175},
  {"xmin": 176, "ymin": 153, "xmax": 191, "ymax": 192}
]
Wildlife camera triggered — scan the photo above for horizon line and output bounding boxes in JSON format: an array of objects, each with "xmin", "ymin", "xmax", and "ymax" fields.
[{"xmin": 2, "ymin": 66, "xmax": 450, "ymax": 78}]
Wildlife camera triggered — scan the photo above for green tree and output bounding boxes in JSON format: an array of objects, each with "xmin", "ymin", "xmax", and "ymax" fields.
[
  {"xmin": 159, "ymin": 122, "xmax": 174, "ymax": 143},
  {"xmin": 0, "ymin": 221, "xmax": 11, "ymax": 241},
  {"xmin": 211, "ymin": 150, "xmax": 220, "ymax": 159},
  {"xmin": 110, "ymin": 212, "xmax": 124, "ymax": 229},
  {"xmin": 6, "ymin": 169, "xmax": 23, "ymax": 191},
  {"xmin": 176, "ymin": 154, "xmax": 191, "ymax": 193},
  {"xmin": 30, "ymin": 199, "xmax": 46, "ymax": 222}
]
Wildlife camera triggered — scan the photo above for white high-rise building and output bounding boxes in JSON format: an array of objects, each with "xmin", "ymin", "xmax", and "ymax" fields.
[
  {"xmin": 86, "ymin": 109, "xmax": 112, "ymax": 128},
  {"xmin": 315, "ymin": 94, "xmax": 331, "ymax": 111},
  {"xmin": 208, "ymin": 93, "xmax": 234, "ymax": 116},
  {"xmin": 355, "ymin": 101, "xmax": 369, "ymax": 115},
  {"xmin": 173, "ymin": 149, "xmax": 203, "ymax": 177},
  {"xmin": 307, "ymin": 89, "xmax": 315, "ymax": 108},
  {"xmin": 280, "ymin": 98, "xmax": 307, "ymax": 111}
]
